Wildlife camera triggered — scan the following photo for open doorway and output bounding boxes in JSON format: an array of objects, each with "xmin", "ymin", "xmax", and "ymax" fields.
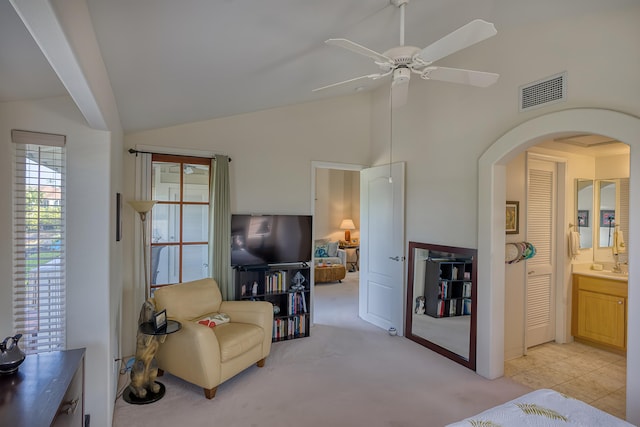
[
  {"xmin": 477, "ymin": 108, "xmax": 640, "ymax": 424},
  {"xmin": 310, "ymin": 161, "xmax": 365, "ymax": 325}
]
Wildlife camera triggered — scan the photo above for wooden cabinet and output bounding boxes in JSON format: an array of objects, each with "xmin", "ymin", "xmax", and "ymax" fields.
[
  {"xmin": 572, "ymin": 274, "xmax": 627, "ymax": 352},
  {"xmin": 235, "ymin": 263, "xmax": 310, "ymax": 341},
  {"xmin": 0, "ymin": 348, "xmax": 85, "ymax": 426}
]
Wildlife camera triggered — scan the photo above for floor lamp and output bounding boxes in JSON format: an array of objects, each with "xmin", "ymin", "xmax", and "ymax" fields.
[
  {"xmin": 127, "ymin": 199, "xmax": 173, "ymax": 404},
  {"xmin": 128, "ymin": 200, "xmax": 157, "ymax": 300}
]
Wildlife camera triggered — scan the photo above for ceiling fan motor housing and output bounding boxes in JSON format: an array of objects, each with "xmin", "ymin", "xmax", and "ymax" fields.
[{"xmin": 393, "ymin": 67, "xmax": 411, "ymax": 84}]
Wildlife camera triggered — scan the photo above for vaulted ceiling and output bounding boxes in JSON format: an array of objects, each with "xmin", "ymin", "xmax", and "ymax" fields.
[{"xmin": 0, "ymin": 0, "xmax": 635, "ymax": 133}]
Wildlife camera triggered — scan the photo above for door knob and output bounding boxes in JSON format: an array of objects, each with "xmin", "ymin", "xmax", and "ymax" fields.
[{"xmin": 389, "ymin": 256, "xmax": 400, "ymax": 261}]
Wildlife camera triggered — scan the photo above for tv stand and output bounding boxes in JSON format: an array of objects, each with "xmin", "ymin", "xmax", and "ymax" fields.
[
  {"xmin": 234, "ymin": 263, "xmax": 311, "ymax": 342},
  {"xmin": 236, "ymin": 263, "xmax": 270, "ymax": 271}
]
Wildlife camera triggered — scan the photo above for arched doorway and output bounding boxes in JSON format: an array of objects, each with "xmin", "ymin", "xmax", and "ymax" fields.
[{"xmin": 477, "ymin": 108, "xmax": 640, "ymax": 424}]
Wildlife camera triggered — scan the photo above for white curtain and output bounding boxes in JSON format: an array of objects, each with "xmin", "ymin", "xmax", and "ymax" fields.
[{"xmin": 209, "ymin": 156, "xmax": 232, "ymax": 300}]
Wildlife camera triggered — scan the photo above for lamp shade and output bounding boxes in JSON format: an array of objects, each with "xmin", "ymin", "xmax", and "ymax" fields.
[
  {"xmin": 340, "ymin": 219, "xmax": 356, "ymax": 230},
  {"xmin": 128, "ymin": 200, "xmax": 157, "ymax": 214}
]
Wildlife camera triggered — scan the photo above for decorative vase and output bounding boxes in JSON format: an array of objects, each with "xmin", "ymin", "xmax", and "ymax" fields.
[{"xmin": 0, "ymin": 334, "xmax": 26, "ymax": 375}]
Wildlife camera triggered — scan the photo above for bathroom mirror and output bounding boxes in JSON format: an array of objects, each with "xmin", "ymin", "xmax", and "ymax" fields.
[
  {"xmin": 576, "ymin": 179, "xmax": 593, "ymax": 249},
  {"xmin": 597, "ymin": 180, "xmax": 617, "ymax": 248},
  {"xmin": 405, "ymin": 242, "xmax": 476, "ymax": 370}
]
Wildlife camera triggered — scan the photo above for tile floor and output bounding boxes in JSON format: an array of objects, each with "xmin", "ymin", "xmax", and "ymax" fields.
[{"xmin": 504, "ymin": 341, "xmax": 627, "ymax": 420}]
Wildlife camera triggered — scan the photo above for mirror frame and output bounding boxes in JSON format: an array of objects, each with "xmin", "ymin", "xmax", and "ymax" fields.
[{"xmin": 405, "ymin": 241, "xmax": 477, "ymax": 370}]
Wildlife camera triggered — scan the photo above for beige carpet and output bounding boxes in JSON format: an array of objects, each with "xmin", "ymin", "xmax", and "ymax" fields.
[{"xmin": 113, "ymin": 272, "xmax": 530, "ymax": 427}]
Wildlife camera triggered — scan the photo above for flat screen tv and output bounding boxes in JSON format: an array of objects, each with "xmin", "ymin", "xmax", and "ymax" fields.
[{"xmin": 231, "ymin": 214, "xmax": 313, "ymax": 267}]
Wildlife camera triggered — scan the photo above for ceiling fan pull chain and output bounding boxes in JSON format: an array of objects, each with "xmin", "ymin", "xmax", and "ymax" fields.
[{"xmin": 389, "ymin": 83, "xmax": 394, "ymax": 184}]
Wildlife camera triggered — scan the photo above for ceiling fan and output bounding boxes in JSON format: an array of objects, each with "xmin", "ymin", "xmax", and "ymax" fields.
[{"xmin": 313, "ymin": 0, "xmax": 499, "ymax": 108}]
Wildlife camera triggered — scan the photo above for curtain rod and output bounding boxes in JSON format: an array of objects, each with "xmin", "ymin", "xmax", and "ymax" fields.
[{"xmin": 128, "ymin": 148, "xmax": 231, "ymax": 162}]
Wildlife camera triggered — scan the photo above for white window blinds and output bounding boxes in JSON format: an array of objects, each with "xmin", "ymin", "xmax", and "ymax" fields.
[{"xmin": 12, "ymin": 130, "xmax": 66, "ymax": 354}]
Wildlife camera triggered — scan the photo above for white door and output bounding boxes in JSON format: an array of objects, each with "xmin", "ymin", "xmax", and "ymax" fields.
[
  {"xmin": 526, "ymin": 157, "xmax": 557, "ymax": 347},
  {"xmin": 359, "ymin": 162, "xmax": 405, "ymax": 334}
]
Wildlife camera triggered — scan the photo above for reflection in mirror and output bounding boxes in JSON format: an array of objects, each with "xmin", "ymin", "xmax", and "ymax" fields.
[
  {"xmin": 576, "ymin": 179, "xmax": 593, "ymax": 249},
  {"xmin": 598, "ymin": 180, "xmax": 616, "ymax": 248},
  {"xmin": 406, "ymin": 242, "xmax": 476, "ymax": 370}
]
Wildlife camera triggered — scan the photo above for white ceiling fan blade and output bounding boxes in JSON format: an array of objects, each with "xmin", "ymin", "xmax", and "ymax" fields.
[
  {"xmin": 422, "ymin": 67, "xmax": 499, "ymax": 87},
  {"xmin": 391, "ymin": 80, "xmax": 409, "ymax": 109},
  {"xmin": 326, "ymin": 38, "xmax": 393, "ymax": 64},
  {"xmin": 417, "ymin": 19, "xmax": 497, "ymax": 64},
  {"xmin": 312, "ymin": 73, "xmax": 386, "ymax": 92}
]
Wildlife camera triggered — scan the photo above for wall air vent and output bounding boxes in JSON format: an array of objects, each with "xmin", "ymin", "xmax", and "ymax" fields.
[{"xmin": 519, "ymin": 72, "xmax": 566, "ymax": 112}]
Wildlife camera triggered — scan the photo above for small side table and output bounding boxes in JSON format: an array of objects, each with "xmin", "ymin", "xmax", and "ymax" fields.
[
  {"xmin": 123, "ymin": 319, "xmax": 181, "ymax": 405},
  {"xmin": 340, "ymin": 244, "xmax": 360, "ymax": 272}
]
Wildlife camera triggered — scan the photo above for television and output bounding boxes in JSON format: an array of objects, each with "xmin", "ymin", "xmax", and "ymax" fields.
[{"xmin": 231, "ymin": 214, "xmax": 313, "ymax": 267}]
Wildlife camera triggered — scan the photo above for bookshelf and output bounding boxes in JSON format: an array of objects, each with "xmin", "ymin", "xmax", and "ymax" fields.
[
  {"xmin": 234, "ymin": 263, "xmax": 310, "ymax": 341},
  {"xmin": 424, "ymin": 258, "xmax": 473, "ymax": 318}
]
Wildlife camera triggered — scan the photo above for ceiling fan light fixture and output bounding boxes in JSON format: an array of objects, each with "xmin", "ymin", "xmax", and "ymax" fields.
[{"xmin": 393, "ymin": 67, "xmax": 411, "ymax": 85}]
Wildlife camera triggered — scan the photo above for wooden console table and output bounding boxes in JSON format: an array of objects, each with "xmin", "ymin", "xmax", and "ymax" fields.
[{"xmin": 0, "ymin": 348, "xmax": 85, "ymax": 426}]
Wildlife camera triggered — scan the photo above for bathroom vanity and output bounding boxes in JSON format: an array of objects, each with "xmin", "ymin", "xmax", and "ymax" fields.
[{"xmin": 571, "ymin": 272, "xmax": 627, "ymax": 352}]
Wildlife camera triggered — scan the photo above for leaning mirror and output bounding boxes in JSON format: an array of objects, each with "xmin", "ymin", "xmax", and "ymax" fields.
[{"xmin": 406, "ymin": 242, "xmax": 476, "ymax": 370}]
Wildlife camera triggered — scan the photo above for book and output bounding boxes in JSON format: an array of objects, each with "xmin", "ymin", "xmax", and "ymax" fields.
[
  {"xmin": 463, "ymin": 282, "xmax": 472, "ymax": 298},
  {"xmin": 463, "ymin": 298, "xmax": 472, "ymax": 315},
  {"xmin": 449, "ymin": 299, "xmax": 457, "ymax": 316}
]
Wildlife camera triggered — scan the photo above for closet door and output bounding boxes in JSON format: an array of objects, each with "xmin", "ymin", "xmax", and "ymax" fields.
[{"xmin": 526, "ymin": 158, "xmax": 557, "ymax": 348}]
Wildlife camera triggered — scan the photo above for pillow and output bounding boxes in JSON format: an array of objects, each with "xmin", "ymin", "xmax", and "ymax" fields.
[
  {"xmin": 327, "ymin": 241, "xmax": 339, "ymax": 257},
  {"xmin": 196, "ymin": 313, "xmax": 230, "ymax": 328},
  {"xmin": 314, "ymin": 244, "xmax": 329, "ymax": 258}
]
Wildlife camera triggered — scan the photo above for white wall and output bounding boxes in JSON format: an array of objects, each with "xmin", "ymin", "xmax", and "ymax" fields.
[
  {"xmin": 503, "ymin": 152, "xmax": 526, "ymax": 360},
  {"xmin": 371, "ymin": 2, "xmax": 640, "ymax": 247},
  {"xmin": 0, "ymin": 96, "xmax": 115, "ymax": 425},
  {"xmin": 120, "ymin": 94, "xmax": 372, "ymax": 356},
  {"xmin": 315, "ymin": 169, "xmax": 360, "ymax": 242}
]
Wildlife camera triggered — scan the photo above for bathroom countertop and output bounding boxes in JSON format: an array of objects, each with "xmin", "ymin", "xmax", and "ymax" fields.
[{"xmin": 572, "ymin": 269, "xmax": 628, "ymax": 282}]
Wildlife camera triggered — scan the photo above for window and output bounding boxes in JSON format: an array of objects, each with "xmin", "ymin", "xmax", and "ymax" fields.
[
  {"xmin": 150, "ymin": 154, "xmax": 210, "ymax": 290},
  {"xmin": 12, "ymin": 130, "xmax": 66, "ymax": 354}
]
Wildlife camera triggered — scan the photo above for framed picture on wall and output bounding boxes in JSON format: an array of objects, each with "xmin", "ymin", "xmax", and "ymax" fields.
[
  {"xmin": 116, "ymin": 192, "xmax": 123, "ymax": 242},
  {"xmin": 600, "ymin": 210, "xmax": 615, "ymax": 227},
  {"xmin": 505, "ymin": 201, "xmax": 519, "ymax": 234},
  {"xmin": 577, "ymin": 210, "xmax": 589, "ymax": 227}
]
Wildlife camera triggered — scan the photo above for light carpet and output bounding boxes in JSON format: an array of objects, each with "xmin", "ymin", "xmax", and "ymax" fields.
[{"xmin": 113, "ymin": 273, "xmax": 530, "ymax": 427}]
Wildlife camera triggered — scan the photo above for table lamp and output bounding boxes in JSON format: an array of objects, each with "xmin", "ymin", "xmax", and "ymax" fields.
[{"xmin": 340, "ymin": 219, "xmax": 356, "ymax": 242}]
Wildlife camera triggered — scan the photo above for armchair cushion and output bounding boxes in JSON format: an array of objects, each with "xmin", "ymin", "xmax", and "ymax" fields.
[
  {"xmin": 214, "ymin": 323, "xmax": 265, "ymax": 362},
  {"xmin": 155, "ymin": 278, "xmax": 222, "ymax": 320}
]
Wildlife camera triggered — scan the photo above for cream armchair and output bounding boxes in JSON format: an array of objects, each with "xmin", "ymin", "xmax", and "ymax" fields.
[{"xmin": 153, "ymin": 278, "xmax": 273, "ymax": 399}]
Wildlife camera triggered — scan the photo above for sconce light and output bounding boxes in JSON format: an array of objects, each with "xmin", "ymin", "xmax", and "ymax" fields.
[{"xmin": 340, "ymin": 219, "xmax": 356, "ymax": 242}]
